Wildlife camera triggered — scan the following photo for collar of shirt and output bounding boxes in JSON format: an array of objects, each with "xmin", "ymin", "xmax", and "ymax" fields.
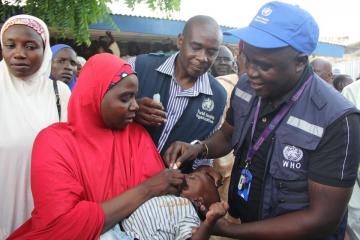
[{"xmin": 156, "ymin": 52, "xmax": 213, "ymax": 97}]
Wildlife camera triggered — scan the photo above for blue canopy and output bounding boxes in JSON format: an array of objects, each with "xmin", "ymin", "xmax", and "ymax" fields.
[{"xmin": 90, "ymin": 14, "xmax": 345, "ymax": 58}]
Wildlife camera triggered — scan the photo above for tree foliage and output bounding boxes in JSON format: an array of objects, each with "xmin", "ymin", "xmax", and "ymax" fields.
[{"xmin": 0, "ymin": 0, "xmax": 181, "ymax": 46}]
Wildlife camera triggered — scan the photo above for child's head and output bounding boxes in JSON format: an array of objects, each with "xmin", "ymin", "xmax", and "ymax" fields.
[{"xmin": 180, "ymin": 171, "xmax": 220, "ymax": 210}]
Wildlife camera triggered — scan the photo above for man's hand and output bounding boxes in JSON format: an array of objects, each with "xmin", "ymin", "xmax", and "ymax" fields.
[
  {"xmin": 163, "ymin": 141, "xmax": 203, "ymax": 168},
  {"xmin": 135, "ymin": 97, "xmax": 167, "ymax": 126}
]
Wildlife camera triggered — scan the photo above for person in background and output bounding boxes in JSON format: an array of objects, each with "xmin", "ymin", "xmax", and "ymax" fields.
[
  {"xmin": 50, "ymin": 44, "xmax": 77, "ymax": 90},
  {"xmin": 342, "ymin": 78, "xmax": 360, "ymax": 240},
  {"xmin": 127, "ymin": 15, "xmax": 226, "ymax": 176},
  {"xmin": 164, "ymin": 2, "xmax": 360, "ymax": 239},
  {"xmin": 333, "ymin": 74, "xmax": 354, "ymax": 92},
  {"xmin": 8, "ymin": 53, "xmax": 184, "ymax": 239},
  {"xmin": 211, "ymin": 45, "xmax": 236, "ymax": 78},
  {"xmin": 98, "ymin": 31, "xmax": 120, "ymax": 57},
  {"xmin": 120, "ymin": 171, "xmax": 227, "ymax": 240},
  {"xmin": 76, "ymin": 56, "xmax": 86, "ymax": 77},
  {"xmin": 356, "ymin": 73, "xmax": 360, "ymax": 81},
  {"xmin": 0, "ymin": 14, "xmax": 71, "ymax": 238},
  {"xmin": 310, "ymin": 58, "xmax": 333, "ymax": 85}
]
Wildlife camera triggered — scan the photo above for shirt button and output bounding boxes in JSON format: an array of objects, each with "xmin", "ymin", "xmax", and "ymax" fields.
[{"xmin": 261, "ymin": 117, "xmax": 267, "ymax": 123}]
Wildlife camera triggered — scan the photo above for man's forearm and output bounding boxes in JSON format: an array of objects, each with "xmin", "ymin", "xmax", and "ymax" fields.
[
  {"xmin": 214, "ymin": 206, "xmax": 345, "ymax": 240},
  {"xmin": 204, "ymin": 121, "xmax": 233, "ymax": 159}
]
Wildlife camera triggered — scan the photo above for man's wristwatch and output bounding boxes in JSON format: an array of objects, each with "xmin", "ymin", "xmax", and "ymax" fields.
[{"xmin": 190, "ymin": 140, "xmax": 209, "ymax": 159}]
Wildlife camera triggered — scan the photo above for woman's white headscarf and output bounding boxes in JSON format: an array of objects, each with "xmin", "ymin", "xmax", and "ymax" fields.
[
  {"xmin": 0, "ymin": 14, "xmax": 70, "ymax": 237},
  {"xmin": 0, "ymin": 14, "xmax": 55, "ymax": 130}
]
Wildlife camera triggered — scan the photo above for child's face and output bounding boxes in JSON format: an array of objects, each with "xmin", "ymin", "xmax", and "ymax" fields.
[{"xmin": 180, "ymin": 172, "xmax": 218, "ymax": 209}]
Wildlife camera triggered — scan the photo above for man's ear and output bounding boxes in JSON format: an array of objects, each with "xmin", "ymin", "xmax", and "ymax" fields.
[
  {"xmin": 177, "ymin": 33, "xmax": 184, "ymax": 49},
  {"xmin": 295, "ymin": 54, "xmax": 308, "ymax": 73}
]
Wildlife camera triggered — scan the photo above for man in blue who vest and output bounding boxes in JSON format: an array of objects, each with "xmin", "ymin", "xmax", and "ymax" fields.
[
  {"xmin": 164, "ymin": 1, "xmax": 360, "ymax": 239},
  {"xmin": 128, "ymin": 15, "xmax": 226, "ymax": 175}
]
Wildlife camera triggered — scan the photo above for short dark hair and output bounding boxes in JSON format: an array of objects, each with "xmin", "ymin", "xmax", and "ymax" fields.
[{"xmin": 333, "ymin": 74, "xmax": 354, "ymax": 92}]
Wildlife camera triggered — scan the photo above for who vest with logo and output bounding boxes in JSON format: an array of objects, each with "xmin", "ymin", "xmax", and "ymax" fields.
[
  {"xmin": 231, "ymin": 73, "xmax": 358, "ymax": 238},
  {"xmin": 135, "ymin": 54, "xmax": 227, "ymax": 156}
]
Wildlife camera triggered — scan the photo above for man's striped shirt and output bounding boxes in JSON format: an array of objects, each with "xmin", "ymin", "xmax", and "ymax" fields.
[{"xmin": 128, "ymin": 53, "xmax": 220, "ymax": 167}]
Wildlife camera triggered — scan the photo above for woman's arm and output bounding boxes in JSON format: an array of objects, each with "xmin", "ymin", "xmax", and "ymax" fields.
[
  {"xmin": 101, "ymin": 169, "xmax": 185, "ymax": 233},
  {"xmin": 14, "ymin": 128, "xmax": 184, "ymax": 239}
]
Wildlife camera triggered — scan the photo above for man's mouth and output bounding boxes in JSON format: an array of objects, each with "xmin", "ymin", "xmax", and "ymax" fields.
[
  {"xmin": 61, "ymin": 73, "xmax": 73, "ymax": 80},
  {"xmin": 250, "ymin": 80, "xmax": 265, "ymax": 90}
]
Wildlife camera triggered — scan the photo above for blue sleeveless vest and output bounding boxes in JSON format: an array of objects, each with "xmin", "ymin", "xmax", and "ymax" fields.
[
  {"xmin": 231, "ymin": 73, "xmax": 358, "ymax": 239},
  {"xmin": 135, "ymin": 54, "xmax": 227, "ymax": 156}
]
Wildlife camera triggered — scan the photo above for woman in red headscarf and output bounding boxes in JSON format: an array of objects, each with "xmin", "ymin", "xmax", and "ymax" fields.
[{"xmin": 9, "ymin": 53, "xmax": 185, "ymax": 239}]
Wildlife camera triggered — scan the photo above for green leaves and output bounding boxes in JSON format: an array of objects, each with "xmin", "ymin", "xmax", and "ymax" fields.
[
  {"xmin": 1, "ymin": 0, "xmax": 181, "ymax": 46},
  {"xmin": 124, "ymin": 0, "xmax": 180, "ymax": 12},
  {"xmin": 0, "ymin": 1, "xmax": 22, "ymax": 22}
]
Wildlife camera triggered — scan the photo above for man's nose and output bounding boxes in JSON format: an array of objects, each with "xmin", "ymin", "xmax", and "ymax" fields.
[
  {"xmin": 64, "ymin": 61, "xmax": 74, "ymax": 71},
  {"xmin": 197, "ymin": 49, "xmax": 208, "ymax": 63},
  {"xmin": 246, "ymin": 62, "xmax": 260, "ymax": 78}
]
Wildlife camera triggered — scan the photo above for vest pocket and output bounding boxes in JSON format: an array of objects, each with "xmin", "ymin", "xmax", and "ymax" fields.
[
  {"xmin": 269, "ymin": 125, "xmax": 321, "ymax": 181},
  {"xmin": 269, "ymin": 178, "xmax": 310, "ymax": 217},
  {"xmin": 266, "ymin": 125, "xmax": 321, "ymax": 217}
]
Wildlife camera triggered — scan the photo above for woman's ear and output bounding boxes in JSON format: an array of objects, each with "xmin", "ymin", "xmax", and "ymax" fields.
[{"xmin": 295, "ymin": 54, "xmax": 308, "ymax": 73}]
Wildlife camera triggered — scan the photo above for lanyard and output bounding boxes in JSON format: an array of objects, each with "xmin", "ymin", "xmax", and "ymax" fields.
[{"xmin": 244, "ymin": 76, "xmax": 313, "ymax": 169}]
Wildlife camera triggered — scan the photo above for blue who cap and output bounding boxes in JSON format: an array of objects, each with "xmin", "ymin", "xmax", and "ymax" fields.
[{"xmin": 225, "ymin": 1, "xmax": 319, "ymax": 54}]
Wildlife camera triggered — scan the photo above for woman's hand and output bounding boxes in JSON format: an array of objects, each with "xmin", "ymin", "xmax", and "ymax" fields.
[
  {"xmin": 102, "ymin": 169, "xmax": 184, "ymax": 233},
  {"xmin": 142, "ymin": 169, "xmax": 185, "ymax": 197}
]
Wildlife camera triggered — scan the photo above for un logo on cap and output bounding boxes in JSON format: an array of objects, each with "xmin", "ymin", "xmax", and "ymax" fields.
[{"xmin": 261, "ymin": 7, "xmax": 272, "ymax": 17}]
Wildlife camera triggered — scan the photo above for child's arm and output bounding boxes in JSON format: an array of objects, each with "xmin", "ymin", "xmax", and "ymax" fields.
[{"xmin": 190, "ymin": 201, "xmax": 229, "ymax": 240}]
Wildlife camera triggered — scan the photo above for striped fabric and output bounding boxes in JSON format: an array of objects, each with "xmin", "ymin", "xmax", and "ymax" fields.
[
  {"xmin": 129, "ymin": 54, "xmax": 220, "ymax": 167},
  {"xmin": 121, "ymin": 195, "xmax": 200, "ymax": 240}
]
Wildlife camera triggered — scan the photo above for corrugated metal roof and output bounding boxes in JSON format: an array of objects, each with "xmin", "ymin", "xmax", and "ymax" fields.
[
  {"xmin": 110, "ymin": 13, "xmax": 186, "ymax": 23},
  {"xmin": 90, "ymin": 14, "xmax": 345, "ymax": 57},
  {"xmin": 90, "ymin": 14, "xmax": 238, "ymax": 43},
  {"xmin": 109, "ymin": 13, "xmax": 237, "ymax": 28}
]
